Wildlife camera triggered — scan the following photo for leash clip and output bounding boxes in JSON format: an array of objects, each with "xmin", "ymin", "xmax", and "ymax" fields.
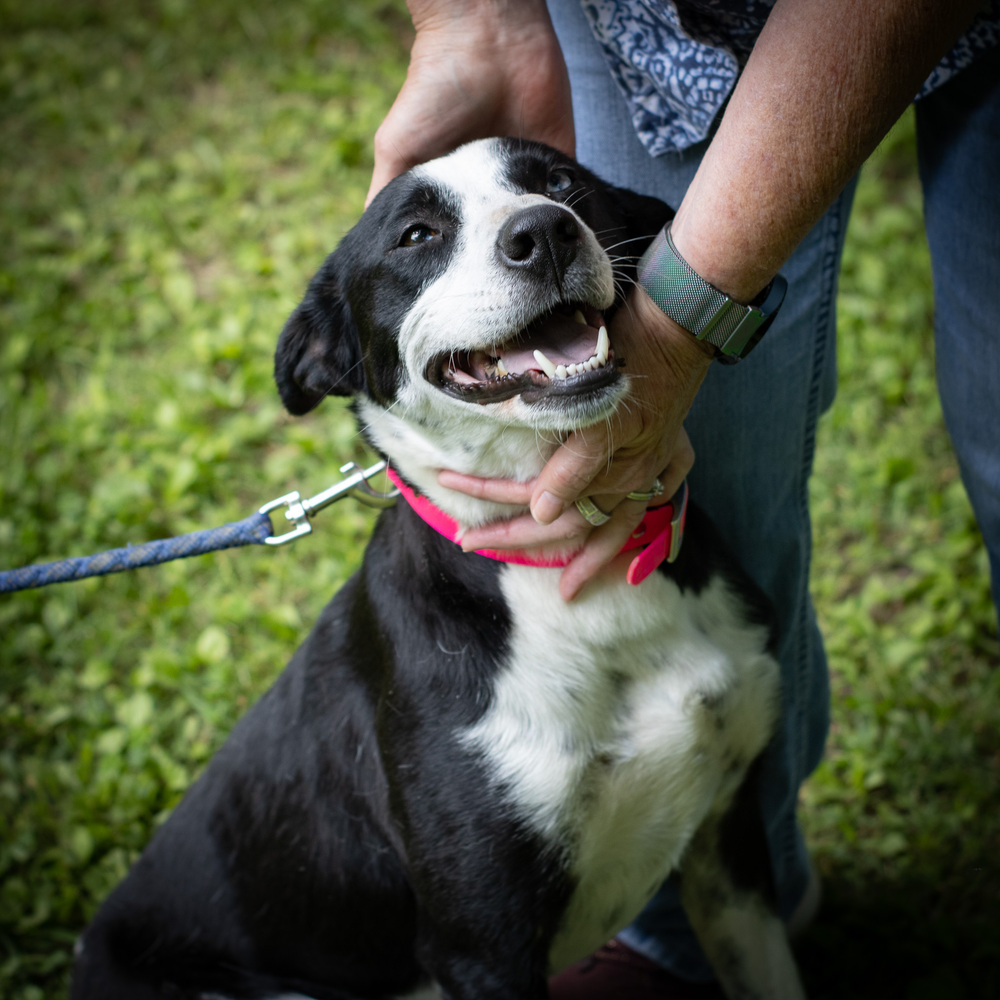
[{"xmin": 260, "ymin": 459, "xmax": 400, "ymax": 546}]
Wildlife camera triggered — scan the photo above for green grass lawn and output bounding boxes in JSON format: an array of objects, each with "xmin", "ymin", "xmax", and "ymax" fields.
[{"xmin": 1, "ymin": 2, "xmax": 997, "ymax": 998}]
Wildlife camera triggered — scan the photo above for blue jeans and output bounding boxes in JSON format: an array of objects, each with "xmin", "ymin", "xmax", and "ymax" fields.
[
  {"xmin": 916, "ymin": 53, "xmax": 1000, "ymax": 613},
  {"xmin": 549, "ymin": 0, "xmax": 1000, "ymax": 983}
]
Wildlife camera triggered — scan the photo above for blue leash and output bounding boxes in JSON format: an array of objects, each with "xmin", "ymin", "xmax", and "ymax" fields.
[
  {"xmin": 0, "ymin": 461, "xmax": 399, "ymax": 594},
  {"xmin": 0, "ymin": 513, "xmax": 273, "ymax": 593}
]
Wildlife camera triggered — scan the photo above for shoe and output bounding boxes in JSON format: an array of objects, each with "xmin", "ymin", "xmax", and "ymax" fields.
[{"xmin": 547, "ymin": 940, "xmax": 725, "ymax": 999}]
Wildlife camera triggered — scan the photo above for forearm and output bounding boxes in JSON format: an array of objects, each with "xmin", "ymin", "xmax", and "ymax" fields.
[{"xmin": 672, "ymin": 0, "xmax": 982, "ymax": 302}]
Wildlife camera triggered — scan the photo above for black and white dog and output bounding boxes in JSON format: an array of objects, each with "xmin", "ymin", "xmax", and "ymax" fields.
[{"xmin": 72, "ymin": 139, "xmax": 805, "ymax": 1000}]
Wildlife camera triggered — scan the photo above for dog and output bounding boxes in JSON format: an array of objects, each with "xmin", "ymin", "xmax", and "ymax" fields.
[{"xmin": 71, "ymin": 138, "xmax": 806, "ymax": 1000}]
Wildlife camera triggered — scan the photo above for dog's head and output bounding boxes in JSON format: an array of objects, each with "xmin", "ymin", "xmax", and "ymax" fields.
[{"xmin": 275, "ymin": 138, "xmax": 672, "ymax": 521}]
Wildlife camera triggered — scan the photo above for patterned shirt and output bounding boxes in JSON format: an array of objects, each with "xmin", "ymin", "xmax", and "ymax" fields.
[{"xmin": 582, "ymin": 0, "xmax": 1000, "ymax": 155}]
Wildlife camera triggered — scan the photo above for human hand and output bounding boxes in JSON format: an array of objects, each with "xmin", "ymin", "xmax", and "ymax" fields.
[
  {"xmin": 366, "ymin": 0, "xmax": 573, "ymax": 205},
  {"xmin": 440, "ymin": 286, "xmax": 715, "ymax": 600}
]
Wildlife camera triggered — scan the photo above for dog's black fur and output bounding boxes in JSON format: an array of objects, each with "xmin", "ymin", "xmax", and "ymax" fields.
[{"xmin": 72, "ymin": 139, "xmax": 803, "ymax": 1000}]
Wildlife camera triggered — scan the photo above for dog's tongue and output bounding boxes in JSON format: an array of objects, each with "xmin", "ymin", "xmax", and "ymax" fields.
[{"xmin": 500, "ymin": 312, "xmax": 600, "ymax": 373}]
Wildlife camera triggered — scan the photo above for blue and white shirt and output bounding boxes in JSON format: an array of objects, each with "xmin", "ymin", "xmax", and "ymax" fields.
[{"xmin": 581, "ymin": 0, "xmax": 1000, "ymax": 155}]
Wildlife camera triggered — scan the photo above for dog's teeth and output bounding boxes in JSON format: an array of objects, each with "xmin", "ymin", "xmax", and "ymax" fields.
[
  {"xmin": 533, "ymin": 349, "xmax": 558, "ymax": 379},
  {"xmin": 496, "ymin": 358, "xmax": 508, "ymax": 376},
  {"xmin": 533, "ymin": 338, "xmax": 611, "ymax": 381},
  {"xmin": 573, "ymin": 309, "xmax": 588, "ymax": 326},
  {"xmin": 597, "ymin": 325, "xmax": 609, "ymax": 365}
]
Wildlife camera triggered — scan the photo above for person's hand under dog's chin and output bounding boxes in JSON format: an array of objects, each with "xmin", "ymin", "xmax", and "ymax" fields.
[{"xmin": 440, "ymin": 286, "xmax": 709, "ymax": 601}]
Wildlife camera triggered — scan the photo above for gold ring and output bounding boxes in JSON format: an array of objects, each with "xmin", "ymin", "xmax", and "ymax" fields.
[
  {"xmin": 574, "ymin": 496, "xmax": 611, "ymax": 526},
  {"xmin": 626, "ymin": 477, "xmax": 665, "ymax": 503}
]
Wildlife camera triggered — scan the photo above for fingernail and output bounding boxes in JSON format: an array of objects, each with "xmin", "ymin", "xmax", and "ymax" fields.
[{"xmin": 531, "ymin": 491, "xmax": 565, "ymax": 525}]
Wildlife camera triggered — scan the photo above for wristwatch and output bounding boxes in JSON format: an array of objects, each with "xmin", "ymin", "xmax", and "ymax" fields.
[{"xmin": 637, "ymin": 222, "xmax": 787, "ymax": 364}]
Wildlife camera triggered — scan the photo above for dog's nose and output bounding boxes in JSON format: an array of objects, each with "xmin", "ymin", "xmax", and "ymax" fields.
[{"xmin": 497, "ymin": 204, "xmax": 581, "ymax": 279}]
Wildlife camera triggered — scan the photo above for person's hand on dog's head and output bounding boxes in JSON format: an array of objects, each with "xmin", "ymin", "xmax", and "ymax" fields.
[{"xmin": 366, "ymin": 0, "xmax": 574, "ymax": 206}]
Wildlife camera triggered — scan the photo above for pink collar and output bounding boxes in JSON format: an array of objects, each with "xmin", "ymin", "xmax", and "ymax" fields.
[{"xmin": 385, "ymin": 468, "xmax": 687, "ymax": 586}]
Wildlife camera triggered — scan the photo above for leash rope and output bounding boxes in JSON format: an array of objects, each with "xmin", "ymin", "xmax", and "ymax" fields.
[
  {"xmin": 0, "ymin": 513, "xmax": 274, "ymax": 594},
  {"xmin": 0, "ymin": 461, "xmax": 398, "ymax": 595}
]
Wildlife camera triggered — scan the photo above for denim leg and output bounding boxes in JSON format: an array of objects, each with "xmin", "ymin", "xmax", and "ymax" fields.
[
  {"xmin": 616, "ymin": 187, "xmax": 855, "ymax": 981},
  {"xmin": 549, "ymin": 0, "xmax": 853, "ymax": 981},
  {"xmin": 916, "ymin": 54, "xmax": 1000, "ymax": 623}
]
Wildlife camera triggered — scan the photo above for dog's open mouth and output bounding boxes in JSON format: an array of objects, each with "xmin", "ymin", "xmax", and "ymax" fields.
[{"xmin": 429, "ymin": 304, "xmax": 619, "ymax": 404}]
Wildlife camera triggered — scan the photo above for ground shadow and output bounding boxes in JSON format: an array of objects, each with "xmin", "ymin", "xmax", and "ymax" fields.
[{"xmin": 797, "ymin": 860, "xmax": 999, "ymax": 1000}]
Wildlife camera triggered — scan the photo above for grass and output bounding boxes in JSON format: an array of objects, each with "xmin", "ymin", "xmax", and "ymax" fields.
[{"xmin": 0, "ymin": 3, "xmax": 997, "ymax": 997}]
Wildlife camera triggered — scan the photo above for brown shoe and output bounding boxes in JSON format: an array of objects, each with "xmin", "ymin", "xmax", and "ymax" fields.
[{"xmin": 548, "ymin": 940, "xmax": 725, "ymax": 999}]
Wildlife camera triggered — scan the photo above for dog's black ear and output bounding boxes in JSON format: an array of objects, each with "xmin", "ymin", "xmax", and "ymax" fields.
[{"xmin": 274, "ymin": 266, "xmax": 366, "ymax": 415}]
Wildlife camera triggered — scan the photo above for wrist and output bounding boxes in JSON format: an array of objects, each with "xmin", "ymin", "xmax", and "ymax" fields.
[{"xmin": 636, "ymin": 222, "xmax": 786, "ymax": 364}]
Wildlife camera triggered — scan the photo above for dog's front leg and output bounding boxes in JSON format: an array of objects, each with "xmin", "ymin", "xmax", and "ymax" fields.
[
  {"xmin": 418, "ymin": 938, "xmax": 549, "ymax": 1000},
  {"xmin": 400, "ymin": 827, "xmax": 562, "ymax": 1000},
  {"xmin": 681, "ymin": 878, "xmax": 806, "ymax": 1000},
  {"xmin": 678, "ymin": 786, "xmax": 807, "ymax": 1000},
  {"xmin": 385, "ymin": 755, "xmax": 563, "ymax": 1000}
]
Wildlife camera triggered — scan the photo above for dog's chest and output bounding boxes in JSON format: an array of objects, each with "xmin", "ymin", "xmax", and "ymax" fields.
[{"xmin": 460, "ymin": 564, "xmax": 779, "ymax": 973}]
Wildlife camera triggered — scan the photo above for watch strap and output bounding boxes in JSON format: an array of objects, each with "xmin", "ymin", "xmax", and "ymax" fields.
[{"xmin": 637, "ymin": 224, "xmax": 786, "ymax": 363}]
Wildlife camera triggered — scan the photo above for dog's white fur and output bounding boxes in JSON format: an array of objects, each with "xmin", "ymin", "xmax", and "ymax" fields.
[{"xmin": 469, "ymin": 566, "xmax": 780, "ymax": 973}]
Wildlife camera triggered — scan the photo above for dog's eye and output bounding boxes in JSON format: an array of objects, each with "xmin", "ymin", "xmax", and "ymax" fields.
[
  {"xmin": 399, "ymin": 225, "xmax": 440, "ymax": 247},
  {"xmin": 546, "ymin": 169, "xmax": 575, "ymax": 195}
]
